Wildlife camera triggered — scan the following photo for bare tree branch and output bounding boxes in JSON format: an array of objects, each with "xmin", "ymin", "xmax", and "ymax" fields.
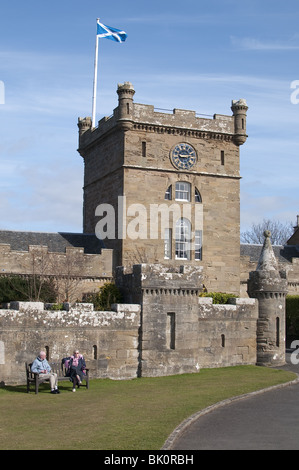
[{"xmin": 241, "ymin": 219, "xmax": 294, "ymax": 245}]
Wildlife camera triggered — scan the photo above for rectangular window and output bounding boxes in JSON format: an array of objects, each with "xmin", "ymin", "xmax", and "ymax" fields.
[
  {"xmin": 175, "ymin": 219, "xmax": 191, "ymax": 260},
  {"xmin": 164, "ymin": 228, "xmax": 172, "ymax": 259},
  {"xmin": 195, "ymin": 230, "xmax": 202, "ymax": 260},
  {"xmin": 276, "ymin": 317, "xmax": 280, "ymax": 347},
  {"xmin": 167, "ymin": 312, "xmax": 176, "ymax": 350},
  {"xmin": 221, "ymin": 150, "xmax": 225, "ymax": 165},
  {"xmin": 175, "ymin": 242, "xmax": 190, "ymax": 260},
  {"xmin": 142, "ymin": 141, "xmax": 146, "ymax": 158},
  {"xmin": 175, "ymin": 182, "xmax": 191, "ymax": 201}
]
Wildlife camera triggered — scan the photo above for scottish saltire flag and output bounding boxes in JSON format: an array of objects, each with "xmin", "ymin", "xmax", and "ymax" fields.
[{"xmin": 97, "ymin": 20, "xmax": 127, "ymax": 43}]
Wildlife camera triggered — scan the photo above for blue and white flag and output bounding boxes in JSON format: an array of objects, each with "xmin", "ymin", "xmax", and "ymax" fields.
[{"xmin": 97, "ymin": 20, "xmax": 127, "ymax": 43}]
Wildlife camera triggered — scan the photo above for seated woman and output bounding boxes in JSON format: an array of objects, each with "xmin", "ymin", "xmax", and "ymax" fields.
[{"xmin": 63, "ymin": 350, "xmax": 86, "ymax": 392}]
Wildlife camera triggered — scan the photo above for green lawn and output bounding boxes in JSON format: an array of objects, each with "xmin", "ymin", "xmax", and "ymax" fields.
[{"xmin": 0, "ymin": 366, "xmax": 296, "ymax": 450}]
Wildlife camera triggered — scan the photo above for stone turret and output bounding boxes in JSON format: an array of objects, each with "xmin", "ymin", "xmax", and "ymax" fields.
[
  {"xmin": 231, "ymin": 99, "xmax": 248, "ymax": 146},
  {"xmin": 116, "ymin": 82, "xmax": 135, "ymax": 130},
  {"xmin": 77, "ymin": 116, "xmax": 92, "ymax": 137},
  {"xmin": 247, "ymin": 231, "xmax": 288, "ymax": 366}
]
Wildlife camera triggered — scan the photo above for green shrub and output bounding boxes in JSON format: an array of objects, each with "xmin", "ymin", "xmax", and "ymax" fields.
[
  {"xmin": 199, "ymin": 291, "xmax": 237, "ymax": 304},
  {"xmin": 47, "ymin": 303, "xmax": 64, "ymax": 311},
  {"xmin": 84, "ymin": 283, "xmax": 123, "ymax": 311}
]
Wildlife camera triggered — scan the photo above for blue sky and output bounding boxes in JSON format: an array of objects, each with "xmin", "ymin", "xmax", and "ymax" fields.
[{"xmin": 0, "ymin": 0, "xmax": 299, "ymax": 234}]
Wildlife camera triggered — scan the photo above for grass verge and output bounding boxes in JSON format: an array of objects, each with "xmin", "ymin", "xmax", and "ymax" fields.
[{"xmin": 0, "ymin": 365, "xmax": 296, "ymax": 450}]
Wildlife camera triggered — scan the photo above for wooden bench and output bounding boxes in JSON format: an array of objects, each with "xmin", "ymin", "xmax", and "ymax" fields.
[{"xmin": 25, "ymin": 361, "xmax": 89, "ymax": 394}]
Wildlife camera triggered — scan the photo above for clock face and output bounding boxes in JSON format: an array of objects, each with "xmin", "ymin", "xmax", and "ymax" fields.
[{"xmin": 170, "ymin": 143, "xmax": 197, "ymax": 170}]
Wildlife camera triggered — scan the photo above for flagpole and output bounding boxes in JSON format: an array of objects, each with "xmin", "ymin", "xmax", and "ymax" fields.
[{"xmin": 92, "ymin": 19, "xmax": 99, "ymax": 128}]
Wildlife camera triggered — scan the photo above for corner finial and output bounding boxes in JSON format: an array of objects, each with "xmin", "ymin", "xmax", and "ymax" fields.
[
  {"xmin": 264, "ymin": 230, "xmax": 271, "ymax": 239},
  {"xmin": 256, "ymin": 230, "xmax": 278, "ymax": 272}
]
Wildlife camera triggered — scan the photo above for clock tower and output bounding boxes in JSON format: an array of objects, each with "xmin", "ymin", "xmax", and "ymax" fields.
[{"xmin": 78, "ymin": 82, "xmax": 248, "ymax": 295}]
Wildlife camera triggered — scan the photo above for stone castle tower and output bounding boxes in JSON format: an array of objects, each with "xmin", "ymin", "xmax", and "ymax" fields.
[
  {"xmin": 77, "ymin": 82, "xmax": 248, "ymax": 295},
  {"xmin": 247, "ymin": 231, "xmax": 288, "ymax": 366}
]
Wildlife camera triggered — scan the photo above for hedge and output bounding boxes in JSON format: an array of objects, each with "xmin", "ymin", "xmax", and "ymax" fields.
[{"xmin": 286, "ymin": 295, "xmax": 299, "ymax": 337}]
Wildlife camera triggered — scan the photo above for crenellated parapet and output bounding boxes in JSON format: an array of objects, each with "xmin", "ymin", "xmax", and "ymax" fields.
[{"xmin": 77, "ymin": 82, "xmax": 248, "ymax": 150}]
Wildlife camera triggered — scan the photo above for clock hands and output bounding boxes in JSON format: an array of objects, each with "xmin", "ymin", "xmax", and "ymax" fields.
[{"xmin": 171, "ymin": 143, "xmax": 196, "ymax": 169}]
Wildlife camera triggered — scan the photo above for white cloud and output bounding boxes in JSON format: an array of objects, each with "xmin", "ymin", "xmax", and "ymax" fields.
[{"xmin": 230, "ymin": 36, "xmax": 299, "ymax": 51}]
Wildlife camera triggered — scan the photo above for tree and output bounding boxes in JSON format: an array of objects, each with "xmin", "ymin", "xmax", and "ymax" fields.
[
  {"xmin": 49, "ymin": 249, "xmax": 86, "ymax": 302},
  {"xmin": 0, "ymin": 275, "xmax": 56, "ymax": 304},
  {"xmin": 240, "ymin": 218, "xmax": 294, "ymax": 245}
]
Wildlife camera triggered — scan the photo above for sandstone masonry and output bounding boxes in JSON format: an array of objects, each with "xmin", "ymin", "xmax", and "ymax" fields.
[{"xmin": 0, "ymin": 81, "xmax": 292, "ymax": 384}]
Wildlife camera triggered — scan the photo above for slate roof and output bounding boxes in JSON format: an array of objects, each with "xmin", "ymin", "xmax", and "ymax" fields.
[
  {"xmin": 0, "ymin": 230, "xmax": 105, "ymax": 254},
  {"xmin": 240, "ymin": 244, "xmax": 299, "ymax": 264}
]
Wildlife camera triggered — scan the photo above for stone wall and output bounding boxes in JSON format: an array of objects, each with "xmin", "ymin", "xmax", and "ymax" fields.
[
  {"xmin": 0, "ymin": 243, "xmax": 113, "ymax": 302},
  {"xmin": 0, "ymin": 269, "xmax": 260, "ymax": 385},
  {"xmin": 0, "ymin": 301, "xmax": 140, "ymax": 385},
  {"xmin": 116, "ymin": 264, "xmax": 258, "ymax": 377},
  {"xmin": 197, "ymin": 297, "xmax": 258, "ymax": 369}
]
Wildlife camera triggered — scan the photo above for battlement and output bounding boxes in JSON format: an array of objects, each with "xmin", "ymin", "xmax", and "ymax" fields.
[
  {"xmin": 78, "ymin": 82, "xmax": 248, "ymax": 150},
  {"xmin": 132, "ymin": 103, "xmax": 234, "ymax": 134},
  {"xmin": 116, "ymin": 264, "xmax": 204, "ymax": 304},
  {"xmin": 0, "ymin": 242, "xmax": 112, "ymax": 279}
]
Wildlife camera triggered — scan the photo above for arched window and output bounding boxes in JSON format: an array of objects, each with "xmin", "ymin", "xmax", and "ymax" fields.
[
  {"xmin": 195, "ymin": 187, "xmax": 202, "ymax": 203},
  {"xmin": 175, "ymin": 218, "xmax": 191, "ymax": 260},
  {"xmin": 164, "ymin": 185, "xmax": 172, "ymax": 200}
]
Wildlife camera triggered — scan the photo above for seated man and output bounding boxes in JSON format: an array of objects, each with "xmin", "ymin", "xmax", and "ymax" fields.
[{"xmin": 31, "ymin": 351, "xmax": 60, "ymax": 394}]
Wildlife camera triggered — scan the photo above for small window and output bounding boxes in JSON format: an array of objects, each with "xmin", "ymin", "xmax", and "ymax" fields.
[
  {"xmin": 165, "ymin": 185, "xmax": 172, "ymax": 200},
  {"xmin": 221, "ymin": 334, "xmax": 225, "ymax": 348},
  {"xmin": 93, "ymin": 345, "xmax": 98, "ymax": 360},
  {"xmin": 167, "ymin": 312, "xmax": 176, "ymax": 350},
  {"xmin": 276, "ymin": 317, "xmax": 280, "ymax": 347},
  {"xmin": 142, "ymin": 141, "xmax": 146, "ymax": 158},
  {"xmin": 195, "ymin": 230, "xmax": 202, "ymax": 261},
  {"xmin": 221, "ymin": 150, "xmax": 225, "ymax": 165},
  {"xmin": 195, "ymin": 188, "xmax": 202, "ymax": 203},
  {"xmin": 45, "ymin": 346, "xmax": 49, "ymax": 361},
  {"xmin": 164, "ymin": 228, "xmax": 172, "ymax": 259},
  {"xmin": 175, "ymin": 182, "xmax": 191, "ymax": 202}
]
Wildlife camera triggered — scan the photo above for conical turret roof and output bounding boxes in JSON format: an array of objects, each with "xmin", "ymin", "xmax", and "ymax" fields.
[{"xmin": 256, "ymin": 230, "xmax": 279, "ymax": 272}]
